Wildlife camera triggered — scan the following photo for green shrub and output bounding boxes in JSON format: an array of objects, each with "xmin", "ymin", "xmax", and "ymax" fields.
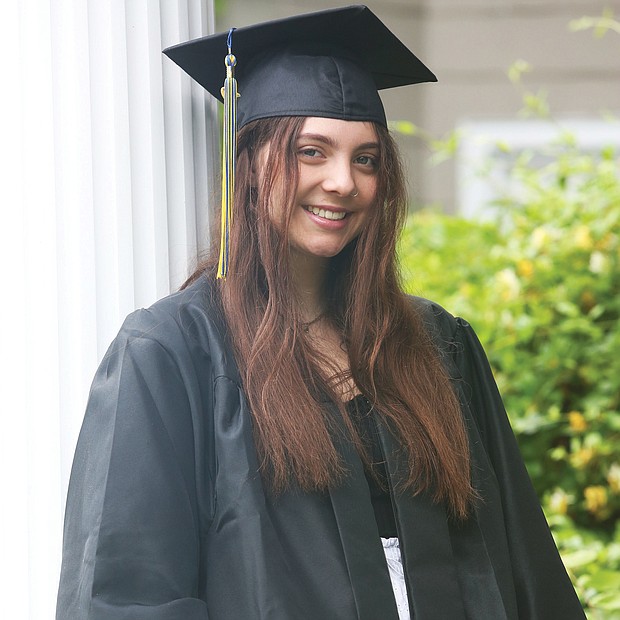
[{"xmin": 398, "ymin": 138, "xmax": 620, "ymax": 613}]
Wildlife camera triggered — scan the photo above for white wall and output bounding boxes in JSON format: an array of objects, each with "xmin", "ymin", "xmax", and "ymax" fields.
[{"xmin": 0, "ymin": 1, "xmax": 217, "ymax": 617}]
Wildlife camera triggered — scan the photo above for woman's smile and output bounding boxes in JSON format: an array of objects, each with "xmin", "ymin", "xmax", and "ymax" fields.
[{"xmin": 302, "ymin": 205, "xmax": 348, "ymax": 222}]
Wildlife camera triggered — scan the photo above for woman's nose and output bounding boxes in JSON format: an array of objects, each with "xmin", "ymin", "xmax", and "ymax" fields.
[{"xmin": 321, "ymin": 159, "xmax": 356, "ymax": 196}]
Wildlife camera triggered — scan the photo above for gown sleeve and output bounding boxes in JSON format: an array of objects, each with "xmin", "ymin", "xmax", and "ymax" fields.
[
  {"xmin": 451, "ymin": 316, "xmax": 585, "ymax": 619},
  {"xmin": 56, "ymin": 308, "xmax": 211, "ymax": 619}
]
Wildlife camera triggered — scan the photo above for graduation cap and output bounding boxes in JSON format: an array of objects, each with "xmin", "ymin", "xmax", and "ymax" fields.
[{"xmin": 163, "ymin": 5, "xmax": 436, "ymax": 278}]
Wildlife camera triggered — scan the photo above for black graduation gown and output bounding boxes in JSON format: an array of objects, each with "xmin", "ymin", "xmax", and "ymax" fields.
[{"xmin": 56, "ymin": 276, "xmax": 585, "ymax": 619}]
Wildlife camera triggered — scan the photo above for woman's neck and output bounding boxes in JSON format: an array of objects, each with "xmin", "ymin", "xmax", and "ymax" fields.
[{"xmin": 290, "ymin": 251, "xmax": 330, "ymax": 322}]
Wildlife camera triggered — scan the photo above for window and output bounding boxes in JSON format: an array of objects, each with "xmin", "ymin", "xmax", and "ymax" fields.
[{"xmin": 457, "ymin": 119, "xmax": 620, "ymax": 219}]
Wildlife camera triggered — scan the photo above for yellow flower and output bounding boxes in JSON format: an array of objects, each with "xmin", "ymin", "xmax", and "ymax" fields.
[
  {"xmin": 568, "ymin": 411, "xmax": 587, "ymax": 433},
  {"xmin": 584, "ymin": 486, "xmax": 608, "ymax": 515},
  {"xmin": 607, "ymin": 463, "xmax": 620, "ymax": 494},
  {"xmin": 574, "ymin": 225, "xmax": 593, "ymax": 250},
  {"xmin": 570, "ymin": 447, "xmax": 594, "ymax": 469},
  {"xmin": 516, "ymin": 259, "xmax": 534, "ymax": 278},
  {"xmin": 548, "ymin": 488, "xmax": 569, "ymax": 515},
  {"xmin": 496, "ymin": 268, "xmax": 520, "ymax": 301},
  {"xmin": 531, "ymin": 227, "xmax": 551, "ymax": 251}
]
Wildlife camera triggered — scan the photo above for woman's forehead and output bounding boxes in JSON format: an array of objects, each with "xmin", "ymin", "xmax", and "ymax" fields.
[{"xmin": 298, "ymin": 117, "xmax": 378, "ymax": 143}]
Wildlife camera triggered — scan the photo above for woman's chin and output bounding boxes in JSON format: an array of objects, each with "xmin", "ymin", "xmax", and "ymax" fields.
[{"xmin": 291, "ymin": 244, "xmax": 347, "ymax": 261}]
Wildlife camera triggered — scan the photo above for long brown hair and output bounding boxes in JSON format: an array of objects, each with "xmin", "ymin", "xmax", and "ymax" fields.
[{"xmin": 185, "ymin": 116, "xmax": 474, "ymax": 519}]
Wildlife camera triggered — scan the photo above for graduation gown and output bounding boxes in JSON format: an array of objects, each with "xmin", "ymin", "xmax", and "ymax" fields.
[{"xmin": 56, "ymin": 276, "xmax": 585, "ymax": 619}]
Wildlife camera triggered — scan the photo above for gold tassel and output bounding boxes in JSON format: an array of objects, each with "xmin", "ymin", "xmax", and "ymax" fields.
[{"xmin": 217, "ymin": 29, "xmax": 239, "ymax": 279}]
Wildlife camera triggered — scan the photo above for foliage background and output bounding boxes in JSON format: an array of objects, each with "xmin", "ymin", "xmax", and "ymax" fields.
[{"xmin": 397, "ymin": 18, "xmax": 619, "ymax": 616}]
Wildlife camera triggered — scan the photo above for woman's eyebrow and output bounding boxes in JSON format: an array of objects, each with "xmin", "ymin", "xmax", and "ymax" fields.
[
  {"xmin": 297, "ymin": 133, "xmax": 380, "ymax": 150},
  {"xmin": 356, "ymin": 142, "xmax": 380, "ymax": 151},
  {"xmin": 297, "ymin": 133, "xmax": 336, "ymax": 147}
]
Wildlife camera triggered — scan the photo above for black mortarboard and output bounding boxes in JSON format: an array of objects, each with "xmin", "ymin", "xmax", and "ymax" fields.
[
  {"xmin": 163, "ymin": 4, "xmax": 436, "ymax": 129},
  {"xmin": 163, "ymin": 5, "xmax": 436, "ymax": 278}
]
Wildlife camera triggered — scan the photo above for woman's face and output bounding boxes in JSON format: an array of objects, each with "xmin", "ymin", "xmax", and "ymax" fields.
[{"xmin": 266, "ymin": 117, "xmax": 380, "ymax": 262}]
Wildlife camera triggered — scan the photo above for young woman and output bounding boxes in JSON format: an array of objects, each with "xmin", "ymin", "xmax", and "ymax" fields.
[{"xmin": 56, "ymin": 6, "xmax": 585, "ymax": 619}]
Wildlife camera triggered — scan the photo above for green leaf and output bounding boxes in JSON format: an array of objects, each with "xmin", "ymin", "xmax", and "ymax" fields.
[
  {"xmin": 508, "ymin": 59, "xmax": 532, "ymax": 83},
  {"xmin": 589, "ymin": 590, "xmax": 620, "ymax": 611},
  {"xmin": 388, "ymin": 120, "xmax": 419, "ymax": 136},
  {"xmin": 561, "ymin": 548, "xmax": 600, "ymax": 569},
  {"xmin": 585, "ymin": 571, "xmax": 620, "ymax": 591}
]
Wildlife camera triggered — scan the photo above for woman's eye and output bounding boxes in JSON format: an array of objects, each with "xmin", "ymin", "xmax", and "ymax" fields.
[
  {"xmin": 355, "ymin": 155, "xmax": 378, "ymax": 168},
  {"xmin": 299, "ymin": 148, "xmax": 321, "ymax": 158}
]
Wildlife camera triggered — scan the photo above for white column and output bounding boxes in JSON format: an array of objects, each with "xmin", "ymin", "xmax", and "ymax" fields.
[
  {"xmin": 161, "ymin": 0, "xmax": 219, "ymax": 285},
  {"xmin": 0, "ymin": 0, "xmax": 217, "ymax": 617}
]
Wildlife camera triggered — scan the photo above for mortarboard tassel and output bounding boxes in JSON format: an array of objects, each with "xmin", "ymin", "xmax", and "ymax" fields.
[{"xmin": 217, "ymin": 28, "xmax": 239, "ymax": 279}]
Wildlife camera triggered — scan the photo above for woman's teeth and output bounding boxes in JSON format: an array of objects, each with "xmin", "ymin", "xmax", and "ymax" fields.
[{"xmin": 305, "ymin": 206, "xmax": 346, "ymax": 221}]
